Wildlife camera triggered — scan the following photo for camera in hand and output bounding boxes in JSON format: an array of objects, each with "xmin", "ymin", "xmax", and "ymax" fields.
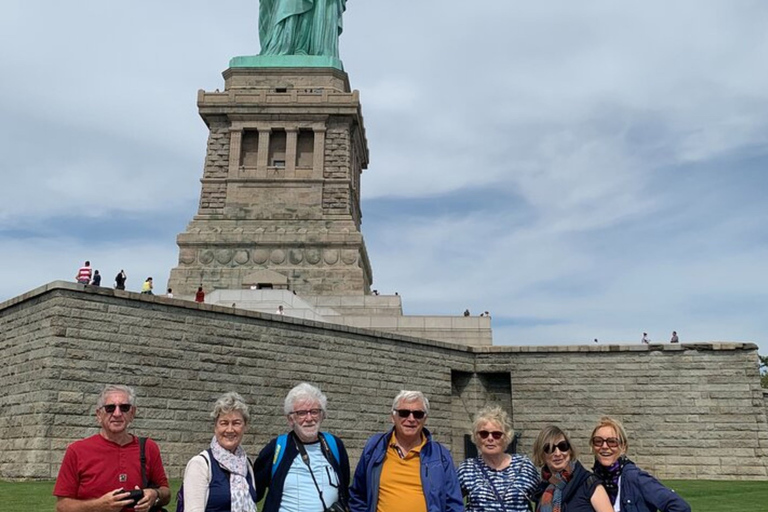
[
  {"xmin": 326, "ymin": 502, "xmax": 348, "ymax": 512},
  {"xmin": 115, "ymin": 489, "xmax": 145, "ymax": 506}
]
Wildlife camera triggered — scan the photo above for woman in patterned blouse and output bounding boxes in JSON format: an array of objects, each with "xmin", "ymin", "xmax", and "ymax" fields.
[{"xmin": 457, "ymin": 406, "xmax": 540, "ymax": 511}]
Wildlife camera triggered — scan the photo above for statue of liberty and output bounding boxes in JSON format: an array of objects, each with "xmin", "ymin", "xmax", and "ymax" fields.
[{"xmin": 259, "ymin": 0, "xmax": 347, "ymax": 58}]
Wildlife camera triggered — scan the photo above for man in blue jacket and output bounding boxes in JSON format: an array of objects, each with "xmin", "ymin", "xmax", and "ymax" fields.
[{"xmin": 349, "ymin": 390, "xmax": 463, "ymax": 512}]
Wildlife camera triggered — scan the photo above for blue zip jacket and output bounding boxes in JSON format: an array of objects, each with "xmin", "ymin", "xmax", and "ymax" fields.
[
  {"xmin": 348, "ymin": 428, "xmax": 463, "ymax": 512},
  {"xmin": 617, "ymin": 462, "xmax": 691, "ymax": 512}
]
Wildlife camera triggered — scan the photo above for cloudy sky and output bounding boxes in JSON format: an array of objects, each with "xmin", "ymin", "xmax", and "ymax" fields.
[{"xmin": 2, "ymin": 1, "xmax": 767, "ymax": 354}]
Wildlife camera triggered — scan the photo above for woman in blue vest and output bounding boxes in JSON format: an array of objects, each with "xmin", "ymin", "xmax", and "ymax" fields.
[
  {"xmin": 590, "ymin": 417, "xmax": 690, "ymax": 512},
  {"xmin": 182, "ymin": 392, "xmax": 257, "ymax": 512}
]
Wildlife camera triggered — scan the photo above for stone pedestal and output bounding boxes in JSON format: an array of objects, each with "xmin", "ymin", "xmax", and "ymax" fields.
[{"xmin": 169, "ymin": 66, "xmax": 371, "ymax": 296}]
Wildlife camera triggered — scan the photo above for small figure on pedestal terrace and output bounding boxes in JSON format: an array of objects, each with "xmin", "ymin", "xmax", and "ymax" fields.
[
  {"xmin": 195, "ymin": 286, "xmax": 205, "ymax": 303},
  {"xmin": 76, "ymin": 260, "xmax": 92, "ymax": 285},
  {"xmin": 670, "ymin": 331, "xmax": 679, "ymax": 343},
  {"xmin": 115, "ymin": 269, "xmax": 127, "ymax": 290},
  {"xmin": 259, "ymin": 0, "xmax": 347, "ymax": 58}
]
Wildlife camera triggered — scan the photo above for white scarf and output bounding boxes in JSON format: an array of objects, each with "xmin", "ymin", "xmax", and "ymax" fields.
[{"xmin": 209, "ymin": 436, "xmax": 256, "ymax": 512}]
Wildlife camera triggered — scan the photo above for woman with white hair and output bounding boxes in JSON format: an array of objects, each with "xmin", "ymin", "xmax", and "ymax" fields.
[
  {"xmin": 182, "ymin": 392, "xmax": 257, "ymax": 512},
  {"xmin": 253, "ymin": 382, "xmax": 350, "ymax": 512},
  {"xmin": 457, "ymin": 406, "xmax": 539, "ymax": 511}
]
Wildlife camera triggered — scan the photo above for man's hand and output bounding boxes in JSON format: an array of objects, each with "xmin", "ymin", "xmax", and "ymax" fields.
[
  {"xmin": 56, "ymin": 488, "xmax": 133, "ymax": 512},
  {"xmin": 133, "ymin": 486, "xmax": 159, "ymax": 512}
]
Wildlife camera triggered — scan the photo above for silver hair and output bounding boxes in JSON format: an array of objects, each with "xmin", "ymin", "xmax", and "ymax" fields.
[
  {"xmin": 283, "ymin": 382, "xmax": 327, "ymax": 415},
  {"xmin": 391, "ymin": 390, "xmax": 430, "ymax": 415},
  {"xmin": 210, "ymin": 392, "xmax": 250, "ymax": 423},
  {"xmin": 97, "ymin": 384, "xmax": 136, "ymax": 409}
]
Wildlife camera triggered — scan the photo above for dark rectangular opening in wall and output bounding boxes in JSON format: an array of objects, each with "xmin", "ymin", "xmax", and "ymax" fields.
[
  {"xmin": 240, "ymin": 130, "xmax": 259, "ymax": 167},
  {"xmin": 451, "ymin": 370, "xmax": 513, "ymax": 461},
  {"xmin": 296, "ymin": 129, "xmax": 315, "ymax": 168},
  {"xmin": 268, "ymin": 130, "xmax": 286, "ymax": 167}
]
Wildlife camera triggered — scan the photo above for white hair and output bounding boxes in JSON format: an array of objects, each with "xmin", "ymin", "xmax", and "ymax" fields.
[
  {"xmin": 392, "ymin": 390, "xmax": 429, "ymax": 415},
  {"xmin": 283, "ymin": 382, "xmax": 327, "ymax": 415},
  {"xmin": 97, "ymin": 384, "xmax": 136, "ymax": 409}
]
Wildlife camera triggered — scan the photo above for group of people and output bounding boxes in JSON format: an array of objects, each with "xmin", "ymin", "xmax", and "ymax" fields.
[
  {"xmin": 54, "ymin": 384, "xmax": 690, "ymax": 512},
  {"xmin": 75, "ymin": 260, "xmax": 104, "ymax": 287},
  {"xmin": 642, "ymin": 332, "xmax": 680, "ymax": 344},
  {"xmin": 74, "ymin": 261, "xmax": 133, "ymax": 292},
  {"xmin": 74, "ymin": 260, "xmax": 207, "ymax": 302}
]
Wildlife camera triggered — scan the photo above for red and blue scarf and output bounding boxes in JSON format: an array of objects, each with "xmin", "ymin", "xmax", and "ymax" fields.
[{"xmin": 537, "ymin": 461, "xmax": 574, "ymax": 512}]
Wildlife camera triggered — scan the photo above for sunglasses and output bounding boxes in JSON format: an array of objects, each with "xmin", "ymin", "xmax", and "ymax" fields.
[
  {"xmin": 543, "ymin": 440, "xmax": 570, "ymax": 454},
  {"xmin": 478, "ymin": 430, "xmax": 504, "ymax": 440},
  {"xmin": 291, "ymin": 408, "xmax": 322, "ymax": 418},
  {"xmin": 394, "ymin": 409, "xmax": 426, "ymax": 420},
  {"xmin": 102, "ymin": 404, "xmax": 132, "ymax": 414},
  {"xmin": 591, "ymin": 437, "xmax": 621, "ymax": 448}
]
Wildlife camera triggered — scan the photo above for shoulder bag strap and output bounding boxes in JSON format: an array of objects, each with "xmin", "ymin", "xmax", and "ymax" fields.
[
  {"xmin": 476, "ymin": 457, "xmax": 512, "ymax": 512},
  {"xmin": 294, "ymin": 435, "xmax": 330, "ymax": 511},
  {"xmin": 139, "ymin": 437, "xmax": 149, "ymax": 488}
]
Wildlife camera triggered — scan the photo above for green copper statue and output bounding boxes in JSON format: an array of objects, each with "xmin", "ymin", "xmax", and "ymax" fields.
[{"xmin": 259, "ymin": 0, "xmax": 347, "ymax": 58}]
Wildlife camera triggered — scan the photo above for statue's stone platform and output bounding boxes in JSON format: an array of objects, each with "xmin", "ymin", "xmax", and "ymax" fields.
[{"xmin": 168, "ymin": 66, "xmax": 370, "ymax": 297}]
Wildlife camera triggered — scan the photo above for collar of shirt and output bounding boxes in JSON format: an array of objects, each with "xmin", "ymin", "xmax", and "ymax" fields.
[{"xmin": 389, "ymin": 433, "xmax": 427, "ymax": 459}]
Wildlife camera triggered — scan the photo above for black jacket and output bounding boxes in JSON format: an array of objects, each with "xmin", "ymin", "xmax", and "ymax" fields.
[
  {"xmin": 253, "ymin": 431, "xmax": 351, "ymax": 512},
  {"xmin": 532, "ymin": 460, "xmax": 601, "ymax": 512}
]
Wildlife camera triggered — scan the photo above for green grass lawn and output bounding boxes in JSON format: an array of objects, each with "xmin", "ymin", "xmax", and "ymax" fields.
[{"xmin": 2, "ymin": 478, "xmax": 766, "ymax": 511}]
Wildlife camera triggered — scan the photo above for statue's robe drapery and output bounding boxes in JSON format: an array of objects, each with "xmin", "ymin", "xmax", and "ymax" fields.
[{"xmin": 259, "ymin": 0, "xmax": 346, "ymax": 57}]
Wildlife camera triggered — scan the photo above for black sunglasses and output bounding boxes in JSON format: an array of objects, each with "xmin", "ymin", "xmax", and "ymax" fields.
[
  {"xmin": 543, "ymin": 440, "xmax": 570, "ymax": 454},
  {"xmin": 478, "ymin": 430, "xmax": 504, "ymax": 440},
  {"xmin": 102, "ymin": 404, "xmax": 133, "ymax": 414},
  {"xmin": 394, "ymin": 409, "xmax": 426, "ymax": 420}
]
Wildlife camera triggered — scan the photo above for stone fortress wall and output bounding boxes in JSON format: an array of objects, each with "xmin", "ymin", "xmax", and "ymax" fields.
[{"xmin": 1, "ymin": 282, "xmax": 767, "ymax": 481}]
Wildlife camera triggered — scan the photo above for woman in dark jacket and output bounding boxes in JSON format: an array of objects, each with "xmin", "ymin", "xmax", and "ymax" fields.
[
  {"xmin": 590, "ymin": 416, "xmax": 690, "ymax": 512},
  {"xmin": 532, "ymin": 425, "xmax": 613, "ymax": 512}
]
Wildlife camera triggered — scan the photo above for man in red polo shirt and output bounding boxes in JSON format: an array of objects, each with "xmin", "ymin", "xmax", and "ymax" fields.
[{"xmin": 54, "ymin": 385, "xmax": 170, "ymax": 512}]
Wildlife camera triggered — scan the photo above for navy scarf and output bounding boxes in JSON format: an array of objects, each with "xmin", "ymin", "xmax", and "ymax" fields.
[{"xmin": 592, "ymin": 456, "xmax": 631, "ymax": 504}]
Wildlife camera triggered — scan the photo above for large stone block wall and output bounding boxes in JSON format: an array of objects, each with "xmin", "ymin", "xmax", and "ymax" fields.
[
  {"xmin": 0, "ymin": 283, "xmax": 471, "ymax": 480},
  {"xmin": 1, "ymin": 282, "xmax": 766, "ymax": 481},
  {"xmin": 473, "ymin": 346, "xmax": 768, "ymax": 479}
]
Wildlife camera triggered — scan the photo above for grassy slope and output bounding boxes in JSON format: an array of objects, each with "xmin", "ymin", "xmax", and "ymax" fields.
[{"xmin": 3, "ymin": 478, "xmax": 767, "ymax": 512}]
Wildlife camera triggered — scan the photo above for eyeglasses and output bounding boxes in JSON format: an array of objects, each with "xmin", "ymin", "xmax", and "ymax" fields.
[
  {"xmin": 591, "ymin": 437, "xmax": 620, "ymax": 448},
  {"xmin": 102, "ymin": 404, "xmax": 132, "ymax": 414},
  {"xmin": 543, "ymin": 441, "xmax": 570, "ymax": 454},
  {"xmin": 394, "ymin": 409, "xmax": 426, "ymax": 420},
  {"xmin": 478, "ymin": 430, "xmax": 504, "ymax": 440},
  {"xmin": 291, "ymin": 408, "xmax": 322, "ymax": 418}
]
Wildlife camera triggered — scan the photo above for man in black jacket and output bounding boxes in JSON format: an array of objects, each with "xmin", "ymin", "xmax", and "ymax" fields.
[{"xmin": 253, "ymin": 382, "xmax": 350, "ymax": 512}]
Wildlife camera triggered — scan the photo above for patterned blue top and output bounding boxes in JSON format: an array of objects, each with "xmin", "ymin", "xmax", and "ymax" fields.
[{"xmin": 458, "ymin": 454, "xmax": 540, "ymax": 512}]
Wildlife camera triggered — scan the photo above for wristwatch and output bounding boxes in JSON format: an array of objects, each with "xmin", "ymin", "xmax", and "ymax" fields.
[{"xmin": 152, "ymin": 488, "xmax": 161, "ymax": 507}]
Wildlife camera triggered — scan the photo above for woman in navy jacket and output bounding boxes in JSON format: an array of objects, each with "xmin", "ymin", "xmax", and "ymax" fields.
[{"xmin": 590, "ymin": 417, "xmax": 690, "ymax": 512}]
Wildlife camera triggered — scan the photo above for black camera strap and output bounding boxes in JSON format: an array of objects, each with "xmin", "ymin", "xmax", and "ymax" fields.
[{"xmin": 294, "ymin": 435, "xmax": 330, "ymax": 511}]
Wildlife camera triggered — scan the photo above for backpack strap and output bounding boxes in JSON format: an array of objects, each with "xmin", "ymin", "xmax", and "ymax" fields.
[
  {"xmin": 319, "ymin": 432, "xmax": 340, "ymax": 465},
  {"xmin": 271, "ymin": 433, "xmax": 289, "ymax": 477}
]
